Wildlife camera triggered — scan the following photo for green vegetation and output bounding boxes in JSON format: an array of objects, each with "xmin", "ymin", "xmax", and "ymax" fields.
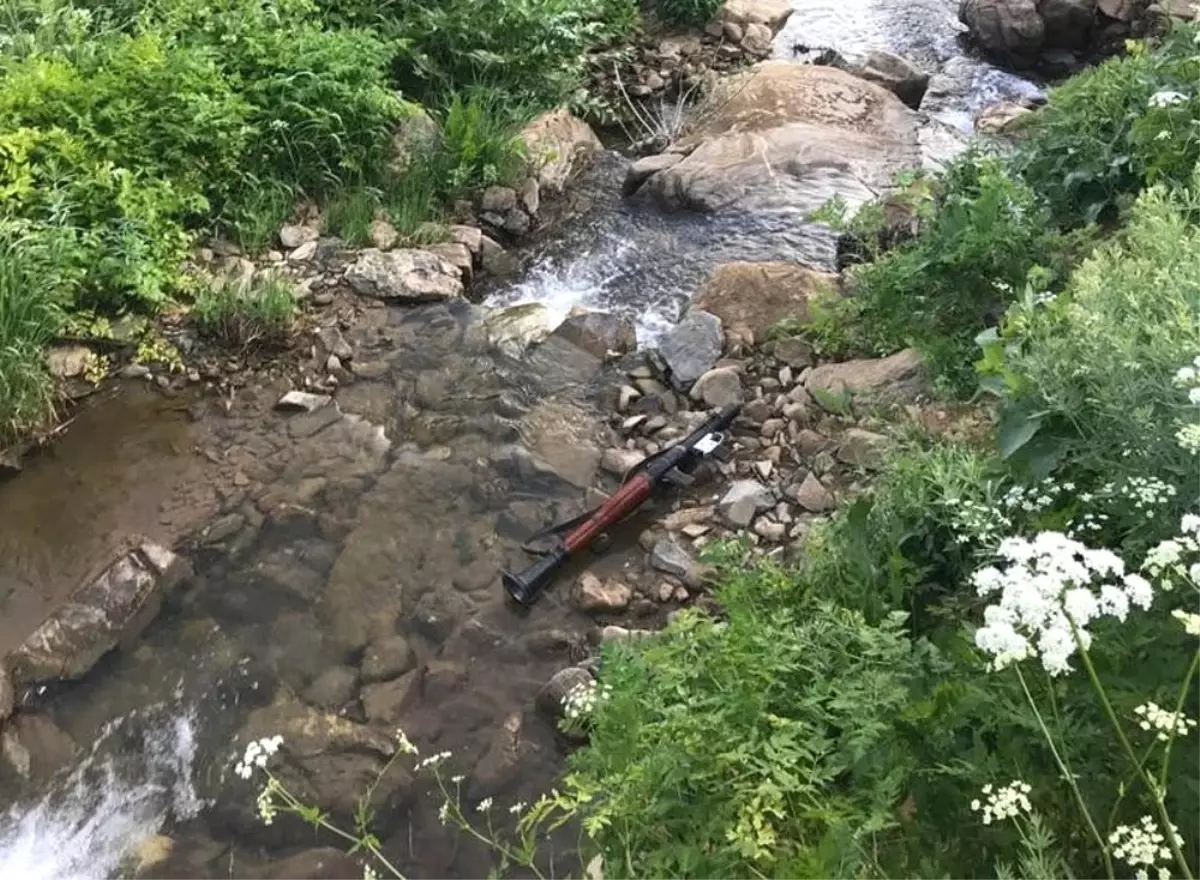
[
  {"xmin": 193, "ymin": 276, "xmax": 296, "ymax": 348},
  {"xmin": 464, "ymin": 23, "xmax": 1198, "ymax": 880},
  {"xmin": 0, "ymin": 0, "xmax": 650, "ymax": 445},
  {"xmin": 651, "ymin": 0, "xmax": 723, "ymax": 27}
]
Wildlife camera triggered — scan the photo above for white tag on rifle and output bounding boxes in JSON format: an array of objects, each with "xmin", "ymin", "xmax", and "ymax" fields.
[{"xmin": 694, "ymin": 432, "xmax": 723, "ymax": 455}]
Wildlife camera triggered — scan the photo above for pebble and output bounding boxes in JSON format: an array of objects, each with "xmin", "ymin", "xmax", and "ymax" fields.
[
  {"xmin": 662, "ymin": 506, "xmax": 714, "ymax": 530},
  {"xmin": 575, "ymin": 572, "xmax": 632, "ymax": 612},
  {"xmin": 790, "ymin": 472, "xmax": 837, "ymax": 512},
  {"xmin": 760, "ymin": 418, "xmax": 784, "ymax": 439},
  {"xmin": 753, "ymin": 519, "xmax": 787, "ymax": 541},
  {"xmin": 717, "ymin": 479, "xmax": 775, "ymax": 527},
  {"xmin": 275, "ymin": 390, "xmax": 332, "ymax": 413},
  {"xmin": 753, "ymin": 460, "xmax": 773, "ymax": 480},
  {"xmin": 622, "ymin": 414, "xmax": 649, "ymax": 433},
  {"xmin": 601, "ymin": 447, "xmax": 645, "ymax": 477},
  {"xmin": 649, "ymin": 536, "xmax": 696, "ymax": 580},
  {"xmin": 681, "ymin": 523, "xmax": 710, "ymax": 538},
  {"xmin": 778, "ymin": 365, "xmax": 794, "ymax": 386}
]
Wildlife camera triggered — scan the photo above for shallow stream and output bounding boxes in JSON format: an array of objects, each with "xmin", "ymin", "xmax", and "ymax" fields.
[{"xmin": 0, "ymin": 4, "xmax": 1040, "ymax": 876}]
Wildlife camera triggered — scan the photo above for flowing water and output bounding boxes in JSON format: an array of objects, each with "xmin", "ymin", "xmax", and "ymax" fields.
[{"xmin": 0, "ymin": 4, "xmax": 1040, "ymax": 876}]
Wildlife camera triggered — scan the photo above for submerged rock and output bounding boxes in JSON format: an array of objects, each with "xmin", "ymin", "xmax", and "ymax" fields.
[
  {"xmin": 0, "ymin": 711, "xmax": 77, "ymax": 783},
  {"xmin": 264, "ymin": 847, "xmax": 361, "ymax": 879},
  {"xmin": 483, "ymin": 302, "xmax": 558, "ymax": 359},
  {"xmin": 344, "ymin": 248, "xmax": 463, "ymax": 303},
  {"xmin": 6, "ymin": 542, "xmax": 191, "ymax": 688}
]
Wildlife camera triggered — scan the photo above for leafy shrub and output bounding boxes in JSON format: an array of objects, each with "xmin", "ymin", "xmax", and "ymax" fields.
[
  {"xmin": 807, "ymin": 156, "xmax": 1086, "ymax": 396},
  {"xmin": 385, "ymin": 0, "xmax": 639, "ymax": 106},
  {"xmin": 193, "ymin": 276, "xmax": 295, "ymax": 347},
  {"xmin": 567, "ymin": 556, "xmax": 924, "ymax": 879},
  {"xmin": 650, "ymin": 0, "xmax": 722, "ymax": 27},
  {"xmin": 980, "ymin": 175, "xmax": 1200, "ymax": 489},
  {"xmin": 1014, "ymin": 23, "xmax": 1200, "ymax": 227}
]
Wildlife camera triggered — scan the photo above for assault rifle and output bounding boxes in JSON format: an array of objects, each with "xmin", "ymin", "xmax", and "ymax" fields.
[{"xmin": 503, "ymin": 402, "xmax": 742, "ymax": 607}]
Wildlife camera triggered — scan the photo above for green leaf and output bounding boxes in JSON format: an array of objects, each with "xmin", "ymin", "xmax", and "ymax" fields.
[{"xmin": 996, "ymin": 408, "xmax": 1043, "ymax": 459}]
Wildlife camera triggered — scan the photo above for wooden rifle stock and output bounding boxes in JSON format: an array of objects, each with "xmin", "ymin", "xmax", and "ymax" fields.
[{"xmin": 502, "ymin": 403, "xmax": 740, "ymax": 607}]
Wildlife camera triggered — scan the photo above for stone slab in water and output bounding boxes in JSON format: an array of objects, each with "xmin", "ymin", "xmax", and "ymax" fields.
[{"xmin": 5, "ymin": 542, "xmax": 191, "ymax": 688}]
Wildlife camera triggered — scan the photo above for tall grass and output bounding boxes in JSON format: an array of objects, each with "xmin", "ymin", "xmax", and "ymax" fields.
[{"xmin": 0, "ymin": 232, "xmax": 65, "ymax": 443}]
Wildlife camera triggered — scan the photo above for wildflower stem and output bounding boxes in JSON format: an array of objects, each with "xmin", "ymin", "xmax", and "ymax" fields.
[
  {"xmin": 1074, "ymin": 634, "xmax": 1194, "ymax": 880},
  {"xmin": 1158, "ymin": 649, "xmax": 1200, "ymax": 797},
  {"xmin": 1014, "ymin": 665, "xmax": 1114, "ymax": 879}
]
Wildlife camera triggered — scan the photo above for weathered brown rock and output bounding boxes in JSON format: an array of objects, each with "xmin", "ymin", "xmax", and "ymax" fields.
[
  {"xmin": 851, "ymin": 50, "xmax": 931, "ymax": 109},
  {"xmin": 361, "ymin": 671, "xmax": 421, "ymax": 723},
  {"xmin": 6, "ymin": 542, "xmax": 190, "ymax": 687},
  {"xmin": 0, "ymin": 662, "xmax": 14, "ymax": 721},
  {"xmin": 692, "ymin": 262, "xmax": 839, "ymax": 341},
  {"xmin": 552, "ymin": 310, "xmax": 637, "ymax": 359},
  {"xmin": 789, "ymin": 472, "xmax": 837, "ymax": 512},
  {"xmin": 520, "ymin": 108, "xmax": 604, "ymax": 193},
  {"xmin": 805, "ymin": 349, "xmax": 925, "ymax": 404},
  {"xmin": 575, "ymin": 573, "xmax": 632, "ymax": 613},
  {"xmin": 720, "ymin": 0, "xmax": 793, "ymax": 29},
  {"xmin": 469, "ymin": 712, "xmax": 523, "ymax": 799},
  {"xmin": 344, "ymin": 249, "xmax": 463, "ymax": 302},
  {"xmin": 360, "ymin": 635, "xmax": 416, "ymax": 683},
  {"xmin": 837, "ymin": 427, "xmax": 888, "ymax": 469},
  {"xmin": 640, "ymin": 63, "xmax": 922, "ymax": 214},
  {"xmin": 690, "ymin": 366, "xmax": 745, "ymax": 408},
  {"xmin": 426, "ymin": 242, "xmax": 474, "ymax": 284},
  {"xmin": 975, "ymin": 101, "xmax": 1034, "ymax": 135},
  {"xmin": 623, "ymin": 153, "xmax": 685, "ymax": 197},
  {"xmin": 369, "ymin": 219, "xmax": 398, "ymax": 250}
]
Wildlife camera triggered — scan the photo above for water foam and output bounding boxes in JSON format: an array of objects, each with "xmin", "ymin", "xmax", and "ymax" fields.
[{"xmin": 0, "ymin": 706, "xmax": 204, "ymax": 880}]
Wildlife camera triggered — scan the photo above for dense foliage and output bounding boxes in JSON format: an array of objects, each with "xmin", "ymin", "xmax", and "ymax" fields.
[
  {"xmin": 537, "ymin": 23, "xmax": 1200, "ymax": 880},
  {"xmin": 0, "ymin": 0, "xmax": 644, "ymax": 443}
]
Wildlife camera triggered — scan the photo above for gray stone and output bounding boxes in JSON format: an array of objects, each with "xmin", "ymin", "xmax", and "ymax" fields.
[
  {"xmin": 649, "ymin": 537, "xmax": 696, "ymax": 580},
  {"xmin": 658, "ymin": 310, "xmax": 724, "ymax": 390},
  {"xmin": 852, "ymin": 50, "xmax": 930, "ymax": 109},
  {"xmin": 753, "ymin": 519, "xmax": 787, "ymax": 541},
  {"xmin": 481, "ymin": 186, "xmax": 518, "ymax": 214},
  {"xmin": 344, "ymin": 248, "xmax": 463, "ymax": 302},
  {"xmin": 279, "ymin": 224, "xmax": 318, "ymax": 249},
  {"xmin": 45, "ymin": 345, "xmax": 92, "ymax": 380},
  {"xmin": 502, "ymin": 208, "xmax": 532, "ymax": 237},
  {"xmin": 427, "ymin": 242, "xmax": 473, "ymax": 282},
  {"xmin": 519, "ymin": 177, "xmax": 541, "ymax": 215},
  {"xmin": 480, "ymin": 235, "xmax": 519, "ymax": 277},
  {"xmin": 360, "ymin": 635, "xmax": 416, "ymax": 683},
  {"xmin": 575, "ymin": 572, "xmax": 632, "ymax": 612},
  {"xmin": 288, "ymin": 240, "xmax": 318, "ymax": 262},
  {"xmin": 411, "ymin": 590, "xmax": 474, "ymax": 642},
  {"xmin": 536, "ymin": 665, "xmax": 594, "ymax": 719},
  {"xmin": 601, "ymin": 447, "xmax": 646, "ymax": 477},
  {"xmin": 450, "ymin": 224, "xmax": 484, "ymax": 254},
  {"xmin": 838, "ymin": 428, "xmax": 887, "ymax": 469},
  {"xmin": 690, "ymin": 367, "xmax": 744, "ymax": 408},
  {"xmin": 315, "ymin": 327, "xmax": 352, "ymax": 361},
  {"xmin": 773, "ymin": 336, "xmax": 814, "ymax": 368},
  {"xmin": 264, "ymin": 848, "xmax": 361, "ymax": 880},
  {"xmin": 623, "ymin": 152, "xmax": 685, "ymax": 197},
  {"xmin": 276, "ymin": 391, "xmax": 333, "ymax": 415},
  {"xmin": 958, "ymin": 0, "xmax": 1045, "ymax": 67},
  {"xmin": 789, "ymin": 472, "xmax": 836, "ymax": 512},
  {"xmin": 804, "ymin": 349, "xmax": 925, "ymax": 403},
  {"xmin": 361, "ymin": 671, "xmax": 420, "ymax": 723},
  {"xmin": 303, "ymin": 665, "xmax": 359, "ymax": 711},
  {"xmin": 469, "ymin": 712, "xmax": 523, "ymax": 800},
  {"xmin": 718, "ymin": 479, "xmax": 775, "ymax": 527}
]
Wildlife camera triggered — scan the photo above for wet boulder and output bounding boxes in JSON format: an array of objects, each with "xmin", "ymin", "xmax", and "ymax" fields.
[
  {"xmin": 691, "ymin": 261, "xmax": 838, "ymax": 343},
  {"xmin": 958, "ymin": 0, "xmax": 1046, "ymax": 66},
  {"xmin": 719, "ymin": 0, "xmax": 793, "ymax": 29},
  {"xmin": 848, "ymin": 50, "xmax": 931, "ymax": 110},
  {"xmin": 635, "ymin": 62, "xmax": 922, "ymax": 215},
  {"xmin": 484, "ymin": 302, "xmax": 557, "ymax": 359},
  {"xmin": 520, "ymin": 108, "xmax": 604, "ymax": 193},
  {"xmin": 551, "ymin": 309, "xmax": 637, "ymax": 359},
  {"xmin": 6, "ymin": 542, "xmax": 191, "ymax": 688},
  {"xmin": 344, "ymin": 248, "xmax": 464, "ymax": 303},
  {"xmin": 303, "ymin": 665, "xmax": 360, "ymax": 711},
  {"xmin": 360, "ymin": 635, "xmax": 416, "ymax": 683}
]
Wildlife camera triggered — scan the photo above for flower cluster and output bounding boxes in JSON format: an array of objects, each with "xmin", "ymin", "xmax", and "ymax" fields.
[
  {"xmin": 1149, "ymin": 89, "xmax": 1188, "ymax": 108},
  {"xmin": 417, "ymin": 750, "xmax": 453, "ymax": 771},
  {"xmin": 395, "ymin": 728, "xmax": 418, "ymax": 756},
  {"xmin": 1121, "ymin": 476, "xmax": 1179, "ymax": 514},
  {"xmin": 257, "ymin": 776, "xmax": 282, "ymax": 825},
  {"xmin": 1172, "ymin": 608, "xmax": 1200, "ymax": 636},
  {"xmin": 234, "ymin": 735, "xmax": 284, "ymax": 780},
  {"xmin": 1110, "ymin": 815, "xmax": 1184, "ymax": 880},
  {"xmin": 972, "ymin": 532, "xmax": 1153, "ymax": 676},
  {"xmin": 1142, "ymin": 514, "xmax": 1200, "ymax": 592},
  {"xmin": 969, "ymin": 780, "xmax": 1032, "ymax": 825},
  {"xmin": 947, "ymin": 496, "xmax": 1011, "ymax": 547},
  {"xmin": 1001, "ymin": 480, "xmax": 1071, "ymax": 515},
  {"xmin": 563, "ymin": 679, "xmax": 612, "ymax": 722},
  {"xmin": 1133, "ymin": 701, "xmax": 1198, "ymax": 742},
  {"xmin": 1173, "ymin": 358, "xmax": 1200, "ymax": 453}
]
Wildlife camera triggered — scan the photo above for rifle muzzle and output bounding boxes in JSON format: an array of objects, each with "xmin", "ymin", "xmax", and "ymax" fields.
[{"xmin": 502, "ymin": 544, "xmax": 569, "ymax": 607}]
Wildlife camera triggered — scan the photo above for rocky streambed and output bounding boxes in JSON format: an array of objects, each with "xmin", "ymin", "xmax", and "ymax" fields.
[{"xmin": 0, "ymin": 1, "xmax": 1049, "ymax": 877}]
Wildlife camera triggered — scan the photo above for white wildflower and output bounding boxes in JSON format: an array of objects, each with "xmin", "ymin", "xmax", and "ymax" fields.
[
  {"xmin": 234, "ymin": 735, "xmax": 284, "ymax": 780},
  {"xmin": 1177, "ymin": 423, "xmax": 1200, "ymax": 453},
  {"xmin": 973, "ymin": 531, "xmax": 1158, "ymax": 676},
  {"xmin": 1149, "ymin": 90, "xmax": 1187, "ymax": 108},
  {"xmin": 451, "ymin": 774, "xmax": 464, "ymax": 785},
  {"xmin": 509, "ymin": 801, "xmax": 527, "ymax": 816},
  {"xmin": 1134, "ymin": 702, "xmax": 1198, "ymax": 741},
  {"xmin": 416, "ymin": 750, "xmax": 452, "ymax": 771},
  {"xmin": 364, "ymin": 864, "xmax": 379, "ymax": 880},
  {"xmin": 476, "ymin": 797, "xmax": 493, "ymax": 813},
  {"xmin": 1111, "ymin": 815, "xmax": 1184, "ymax": 877},
  {"xmin": 394, "ymin": 728, "xmax": 418, "ymax": 756},
  {"xmin": 970, "ymin": 780, "xmax": 1032, "ymax": 825},
  {"xmin": 1171, "ymin": 608, "xmax": 1200, "ymax": 636},
  {"xmin": 562, "ymin": 680, "xmax": 613, "ymax": 722},
  {"xmin": 256, "ymin": 780, "xmax": 280, "ymax": 826},
  {"xmin": 437, "ymin": 801, "xmax": 450, "ymax": 826}
]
